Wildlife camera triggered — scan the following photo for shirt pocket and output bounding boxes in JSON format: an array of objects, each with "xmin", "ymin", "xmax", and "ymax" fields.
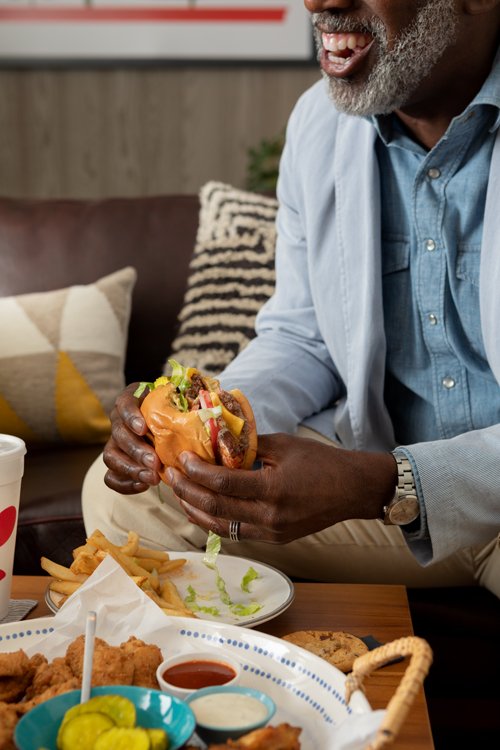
[
  {"xmin": 453, "ymin": 244, "xmax": 481, "ymax": 346},
  {"xmin": 382, "ymin": 238, "xmax": 412, "ymax": 358},
  {"xmin": 456, "ymin": 243, "xmax": 481, "ymax": 287}
]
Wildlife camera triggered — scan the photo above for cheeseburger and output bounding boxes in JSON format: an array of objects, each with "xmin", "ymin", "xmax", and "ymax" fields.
[{"xmin": 135, "ymin": 360, "xmax": 257, "ymax": 477}]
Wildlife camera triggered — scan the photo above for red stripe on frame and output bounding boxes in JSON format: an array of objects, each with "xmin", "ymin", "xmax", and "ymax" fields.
[{"xmin": 0, "ymin": 6, "xmax": 287, "ymax": 23}]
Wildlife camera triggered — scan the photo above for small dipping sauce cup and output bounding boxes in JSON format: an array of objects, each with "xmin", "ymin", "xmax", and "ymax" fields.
[
  {"xmin": 156, "ymin": 651, "xmax": 241, "ymax": 700},
  {"xmin": 186, "ymin": 685, "xmax": 276, "ymax": 745}
]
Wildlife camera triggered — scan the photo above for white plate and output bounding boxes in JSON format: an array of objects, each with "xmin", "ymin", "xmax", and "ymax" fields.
[
  {"xmin": 45, "ymin": 551, "xmax": 295, "ymax": 627},
  {"xmin": 0, "ymin": 615, "xmax": 372, "ymax": 749}
]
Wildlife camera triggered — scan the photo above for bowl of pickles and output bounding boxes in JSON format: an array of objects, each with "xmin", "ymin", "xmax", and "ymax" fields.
[{"xmin": 15, "ymin": 685, "xmax": 196, "ymax": 750}]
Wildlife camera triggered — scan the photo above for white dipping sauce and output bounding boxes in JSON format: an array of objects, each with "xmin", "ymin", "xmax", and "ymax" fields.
[{"xmin": 190, "ymin": 693, "xmax": 268, "ymax": 728}]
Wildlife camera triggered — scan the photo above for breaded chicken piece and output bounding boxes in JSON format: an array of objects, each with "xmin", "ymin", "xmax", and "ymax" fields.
[
  {"xmin": 120, "ymin": 636, "xmax": 162, "ymax": 689},
  {"xmin": 0, "ymin": 650, "xmax": 37, "ymax": 703},
  {"xmin": 24, "ymin": 656, "xmax": 73, "ymax": 700},
  {"xmin": 65, "ymin": 634, "xmax": 134, "ymax": 686},
  {"xmin": 0, "ymin": 650, "xmax": 30, "ymax": 678},
  {"xmin": 0, "ymin": 701, "xmax": 19, "ymax": 750},
  {"xmin": 17, "ymin": 678, "xmax": 81, "ymax": 715},
  {"xmin": 208, "ymin": 724, "xmax": 302, "ymax": 750}
]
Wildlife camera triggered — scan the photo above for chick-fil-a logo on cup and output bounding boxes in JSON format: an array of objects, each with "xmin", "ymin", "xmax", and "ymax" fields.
[
  {"xmin": 0, "ymin": 506, "xmax": 18, "ymax": 581},
  {"xmin": 0, "ymin": 434, "xmax": 26, "ymax": 619}
]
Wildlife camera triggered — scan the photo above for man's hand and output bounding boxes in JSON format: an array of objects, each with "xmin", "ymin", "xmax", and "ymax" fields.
[
  {"xmin": 103, "ymin": 382, "xmax": 162, "ymax": 494},
  {"xmin": 166, "ymin": 433, "xmax": 398, "ymax": 543}
]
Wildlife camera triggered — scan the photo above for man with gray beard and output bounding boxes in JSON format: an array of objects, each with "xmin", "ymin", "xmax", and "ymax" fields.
[
  {"xmin": 83, "ymin": 0, "xmax": 500, "ymax": 597},
  {"xmin": 314, "ymin": 0, "xmax": 460, "ymax": 116}
]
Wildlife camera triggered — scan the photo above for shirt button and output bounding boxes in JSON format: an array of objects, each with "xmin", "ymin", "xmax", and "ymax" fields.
[
  {"xmin": 442, "ymin": 376, "xmax": 456, "ymax": 389},
  {"xmin": 426, "ymin": 239, "xmax": 436, "ymax": 252},
  {"xmin": 427, "ymin": 167, "xmax": 441, "ymax": 179},
  {"xmin": 428, "ymin": 313, "xmax": 438, "ymax": 325}
]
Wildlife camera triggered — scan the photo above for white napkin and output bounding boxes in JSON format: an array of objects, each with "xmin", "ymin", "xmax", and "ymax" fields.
[
  {"xmin": 25, "ymin": 557, "xmax": 387, "ymax": 750},
  {"xmin": 24, "ymin": 555, "xmax": 173, "ymax": 661}
]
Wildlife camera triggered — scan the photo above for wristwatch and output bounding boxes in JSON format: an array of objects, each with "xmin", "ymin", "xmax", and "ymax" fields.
[{"xmin": 382, "ymin": 454, "xmax": 420, "ymax": 526}]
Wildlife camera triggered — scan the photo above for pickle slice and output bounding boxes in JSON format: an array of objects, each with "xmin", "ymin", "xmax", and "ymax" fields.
[
  {"xmin": 147, "ymin": 728, "xmax": 169, "ymax": 750},
  {"xmin": 57, "ymin": 712, "xmax": 115, "ymax": 750},
  {"xmin": 94, "ymin": 727, "xmax": 151, "ymax": 750},
  {"xmin": 59, "ymin": 695, "xmax": 136, "ymax": 733}
]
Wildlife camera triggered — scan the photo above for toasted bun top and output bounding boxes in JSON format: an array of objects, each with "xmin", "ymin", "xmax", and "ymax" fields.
[
  {"xmin": 140, "ymin": 380, "xmax": 258, "ymax": 477},
  {"xmin": 140, "ymin": 383, "xmax": 215, "ymax": 477}
]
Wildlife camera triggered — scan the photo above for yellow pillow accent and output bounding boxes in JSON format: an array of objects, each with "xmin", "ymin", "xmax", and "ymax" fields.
[
  {"xmin": 0, "ymin": 393, "xmax": 39, "ymax": 443},
  {"xmin": 0, "ymin": 267, "xmax": 136, "ymax": 445},
  {"xmin": 55, "ymin": 352, "xmax": 111, "ymax": 444}
]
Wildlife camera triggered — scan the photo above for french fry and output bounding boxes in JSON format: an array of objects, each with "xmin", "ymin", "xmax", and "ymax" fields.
[
  {"xmin": 145, "ymin": 589, "xmax": 193, "ymax": 617},
  {"xmin": 120, "ymin": 530, "xmax": 139, "ymax": 556},
  {"xmin": 161, "ymin": 607, "xmax": 196, "ymax": 618},
  {"xmin": 158, "ymin": 558, "xmax": 187, "ymax": 574},
  {"xmin": 105, "ymin": 546, "xmax": 160, "ymax": 592},
  {"xmin": 49, "ymin": 580, "xmax": 84, "ymax": 595},
  {"xmin": 42, "ymin": 528, "xmax": 195, "ymax": 619},
  {"xmin": 131, "ymin": 557, "xmax": 164, "ymax": 572},
  {"xmin": 160, "ymin": 578, "xmax": 187, "ymax": 610},
  {"xmin": 135, "ymin": 546, "xmax": 170, "ymax": 562},
  {"xmin": 41, "ymin": 557, "xmax": 87, "ymax": 583},
  {"xmin": 70, "ymin": 553, "xmax": 101, "ymax": 576},
  {"xmin": 72, "ymin": 542, "xmax": 97, "ymax": 559},
  {"xmin": 130, "ymin": 576, "xmax": 149, "ymax": 587}
]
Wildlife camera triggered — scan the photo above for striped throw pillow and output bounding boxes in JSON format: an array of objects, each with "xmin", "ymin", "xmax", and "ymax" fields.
[{"xmin": 167, "ymin": 182, "xmax": 278, "ymax": 375}]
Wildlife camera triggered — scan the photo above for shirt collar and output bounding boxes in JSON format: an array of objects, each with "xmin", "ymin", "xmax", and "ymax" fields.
[{"xmin": 367, "ymin": 45, "xmax": 500, "ymax": 141}]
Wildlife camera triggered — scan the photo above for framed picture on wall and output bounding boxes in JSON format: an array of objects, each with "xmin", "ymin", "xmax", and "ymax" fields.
[{"xmin": 0, "ymin": 1, "xmax": 314, "ymax": 65}]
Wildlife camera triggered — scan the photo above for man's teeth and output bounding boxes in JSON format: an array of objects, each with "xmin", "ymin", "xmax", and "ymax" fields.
[{"xmin": 322, "ymin": 32, "xmax": 371, "ymax": 54}]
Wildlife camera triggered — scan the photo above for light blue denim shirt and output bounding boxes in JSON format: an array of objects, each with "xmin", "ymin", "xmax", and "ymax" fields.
[
  {"xmin": 374, "ymin": 93, "xmax": 500, "ymax": 447},
  {"xmin": 370, "ymin": 66, "xmax": 500, "ymax": 544},
  {"xmin": 220, "ymin": 56, "xmax": 500, "ymax": 565}
]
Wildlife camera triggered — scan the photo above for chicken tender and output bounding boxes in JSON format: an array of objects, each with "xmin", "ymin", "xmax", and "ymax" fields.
[
  {"xmin": 120, "ymin": 636, "xmax": 162, "ymax": 689},
  {"xmin": 17, "ymin": 678, "xmax": 80, "ymax": 715},
  {"xmin": 208, "ymin": 724, "xmax": 302, "ymax": 750},
  {"xmin": 24, "ymin": 656, "xmax": 73, "ymax": 700},
  {"xmin": 0, "ymin": 701, "xmax": 19, "ymax": 750},
  {"xmin": 0, "ymin": 650, "xmax": 36, "ymax": 704},
  {"xmin": 0, "ymin": 650, "xmax": 30, "ymax": 678},
  {"xmin": 65, "ymin": 634, "xmax": 134, "ymax": 686}
]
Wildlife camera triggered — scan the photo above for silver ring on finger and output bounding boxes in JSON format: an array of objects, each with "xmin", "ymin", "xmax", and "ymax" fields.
[{"xmin": 228, "ymin": 520, "xmax": 240, "ymax": 542}]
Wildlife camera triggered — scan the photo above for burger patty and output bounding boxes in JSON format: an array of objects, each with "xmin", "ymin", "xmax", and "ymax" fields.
[
  {"xmin": 184, "ymin": 373, "xmax": 205, "ymax": 407},
  {"xmin": 218, "ymin": 389, "xmax": 250, "ymax": 465}
]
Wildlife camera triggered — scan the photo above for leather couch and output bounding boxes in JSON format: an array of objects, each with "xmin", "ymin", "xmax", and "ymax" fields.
[{"xmin": 0, "ymin": 194, "xmax": 199, "ymax": 574}]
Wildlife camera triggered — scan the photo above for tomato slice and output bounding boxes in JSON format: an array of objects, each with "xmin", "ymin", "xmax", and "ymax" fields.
[{"xmin": 199, "ymin": 390, "xmax": 220, "ymax": 456}]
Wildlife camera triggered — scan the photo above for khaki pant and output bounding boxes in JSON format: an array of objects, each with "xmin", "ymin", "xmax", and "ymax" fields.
[{"xmin": 82, "ymin": 427, "xmax": 500, "ymax": 595}]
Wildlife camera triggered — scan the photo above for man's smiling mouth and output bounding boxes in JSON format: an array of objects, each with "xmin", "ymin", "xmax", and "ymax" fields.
[{"xmin": 322, "ymin": 32, "xmax": 374, "ymax": 64}]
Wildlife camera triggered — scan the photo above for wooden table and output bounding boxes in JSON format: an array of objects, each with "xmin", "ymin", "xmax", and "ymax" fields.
[{"xmin": 11, "ymin": 576, "xmax": 434, "ymax": 750}]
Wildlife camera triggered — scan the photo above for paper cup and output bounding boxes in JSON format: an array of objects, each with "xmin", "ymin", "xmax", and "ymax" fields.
[{"xmin": 0, "ymin": 434, "xmax": 26, "ymax": 620}]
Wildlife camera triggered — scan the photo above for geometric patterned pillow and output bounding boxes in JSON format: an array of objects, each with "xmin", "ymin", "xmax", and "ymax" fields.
[
  {"xmin": 167, "ymin": 182, "xmax": 278, "ymax": 376},
  {"xmin": 0, "ymin": 266, "xmax": 136, "ymax": 445}
]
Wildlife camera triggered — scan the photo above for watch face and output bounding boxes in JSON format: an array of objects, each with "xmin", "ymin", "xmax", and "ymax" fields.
[{"xmin": 388, "ymin": 496, "xmax": 420, "ymax": 525}]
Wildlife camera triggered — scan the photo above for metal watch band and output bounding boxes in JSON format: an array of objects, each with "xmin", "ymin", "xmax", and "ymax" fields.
[
  {"xmin": 394, "ymin": 454, "xmax": 416, "ymax": 498},
  {"xmin": 381, "ymin": 453, "xmax": 420, "ymax": 526}
]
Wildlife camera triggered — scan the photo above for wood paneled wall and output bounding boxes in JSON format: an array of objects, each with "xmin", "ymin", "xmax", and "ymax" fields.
[{"xmin": 0, "ymin": 65, "xmax": 319, "ymax": 199}]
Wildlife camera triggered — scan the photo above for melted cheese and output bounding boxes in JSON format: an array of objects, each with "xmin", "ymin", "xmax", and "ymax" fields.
[{"xmin": 209, "ymin": 392, "xmax": 244, "ymax": 437}]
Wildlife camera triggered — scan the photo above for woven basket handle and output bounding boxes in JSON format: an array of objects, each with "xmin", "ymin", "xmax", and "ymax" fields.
[{"xmin": 345, "ymin": 636, "xmax": 433, "ymax": 750}]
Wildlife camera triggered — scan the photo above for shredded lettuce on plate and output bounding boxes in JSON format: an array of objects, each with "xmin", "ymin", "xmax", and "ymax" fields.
[
  {"xmin": 241, "ymin": 566, "xmax": 260, "ymax": 593},
  {"xmin": 184, "ymin": 585, "xmax": 221, "ymax": 616},
  {"xmin": 201, "ymin": 531, "xmax": 263, "ymax": 617},
  {"xmin": 203, "ymin": 530, "xmax": 221, "ymax": 570}
]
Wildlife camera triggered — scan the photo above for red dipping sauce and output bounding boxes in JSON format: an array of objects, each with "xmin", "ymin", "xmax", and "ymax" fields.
[{"xmin": 162, "ymin": 659, "xmax": 237, "ymax": 690}]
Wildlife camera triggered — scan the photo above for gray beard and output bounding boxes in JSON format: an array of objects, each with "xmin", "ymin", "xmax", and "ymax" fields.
[{"xmin": 313, "ymin": 0, "xmax": 459, "ymax": 116}]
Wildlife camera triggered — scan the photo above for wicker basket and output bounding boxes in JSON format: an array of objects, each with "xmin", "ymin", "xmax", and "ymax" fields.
[{"xmin": 345, "ymin": 636, "xmax": 433, "ymax": 750}]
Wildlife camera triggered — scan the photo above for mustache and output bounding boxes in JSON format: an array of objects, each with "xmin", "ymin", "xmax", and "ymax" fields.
[{"xmin": 311, "ymin": 12, "xmax": 382, "ymax": 37}]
